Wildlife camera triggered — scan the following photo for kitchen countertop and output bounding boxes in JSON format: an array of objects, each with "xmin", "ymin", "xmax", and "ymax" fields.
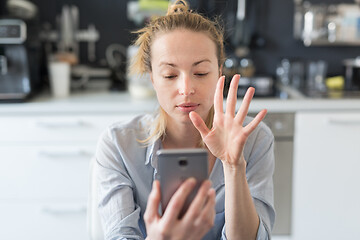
[{"xmin": 1, "ymin": 84, "xmax": 360, "ymax": 114}]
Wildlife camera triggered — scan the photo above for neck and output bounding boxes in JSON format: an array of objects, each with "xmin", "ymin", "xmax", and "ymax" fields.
[
  {"xmin": 162, "ymin": 116, "xmax": 217, "ymax": 174},
  {"xmin": 162, "ymin": 118, "xmax": 201, "ymax": 149}
]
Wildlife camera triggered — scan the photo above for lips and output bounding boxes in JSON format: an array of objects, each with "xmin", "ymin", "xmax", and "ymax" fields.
[{"xmin": 176, "ymin": 102, "xmax": 200, "ymax": 113}]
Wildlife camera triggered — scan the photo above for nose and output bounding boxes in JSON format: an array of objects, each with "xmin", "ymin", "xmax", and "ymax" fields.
[{"xmin": 178, "ymin": 74, "xmax": 195, "ymax": 96}]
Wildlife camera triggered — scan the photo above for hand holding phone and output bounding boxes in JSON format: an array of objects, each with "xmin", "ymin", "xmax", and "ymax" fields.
[{"xmin": 156, "ymin": 148, "xmax": 208, "ymax": 218}]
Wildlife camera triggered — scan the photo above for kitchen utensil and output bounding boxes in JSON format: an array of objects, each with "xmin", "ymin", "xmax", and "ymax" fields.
[
  {"xmin": 276, "ymin": 59, "xmax": 305, "ymax": 89},
  {"xmin": 237, "ymin": 76, "xmax": 274, "ymax": 97},
  {"xmin": 301, "ymin": 2, "xmax": 328, "ymax": 45},
  {"xmin": 126, "ymin": 45, "xmax": 155, "ymax": 99},
  {"xmin": 48, "ymin": 60, "xmax": 70, "ymax": 98},
  {"xmin": 307, "ymin": 60, "xmax": 327, "ymax": 92},
  {"xmin": 343, "ymin": 56, "xmax": 360, "ymax": 90},
  {"xmin": 105, "ymin": 44, "xmax": 127, "ymax": 91},
  {"xmin": 0, "ymin": 19, "xmax": 32, "ymax": 102},
  {"xmin": 6, "ymin": 0, "xmax": 38, "ymax": 20}
]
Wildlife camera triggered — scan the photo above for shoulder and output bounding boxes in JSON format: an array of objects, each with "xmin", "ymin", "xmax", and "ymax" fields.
[
  {"xmin": 108, "ymin": 114, "xmax": 154, "ymax": 135},
  {"xmin": 243, "ymin": 115, "xmax": 274, "ymax": 163},
  {"xmin": 244, "ymin": 116, "xmax": 273, "ymax": 140},
  {"xmin": 99, "ymin": 114, "xmax": 155, "ymax": 146},
  {"xmin": 95, "ymin": 114, "xmax": 155, "ymax": 167}
]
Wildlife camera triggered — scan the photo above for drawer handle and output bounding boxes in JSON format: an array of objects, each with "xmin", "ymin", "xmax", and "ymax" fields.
[
  {"xmin": 42, "ymin": 205, "xmax": 86, "ymax": 215},
  {"xmin": 38, "ymin": 150, "xmax": 93, "ymax": 159},
  {"xmin": 328, "ymin": 119, "xmax": 360, "ymax": 125},
  {"xmin": 35, "ymin": 120, "xmax": 91, "ymax": 128}
]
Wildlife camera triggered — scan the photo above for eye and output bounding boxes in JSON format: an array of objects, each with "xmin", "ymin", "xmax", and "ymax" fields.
[
  {"xmin": 164, "ymin": 75, "xmax": 177, "ymax": 79},
  {"xmin": 195, "ymin": 73, "xmax": 209, "ymax": 77}
]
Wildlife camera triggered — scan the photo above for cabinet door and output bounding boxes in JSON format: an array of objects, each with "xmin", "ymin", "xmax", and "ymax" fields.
[
  {"xmin": 293, "ymin": 112, "xmax": 360, "ymax": 240},
  {"xmin": 273, "ymin": 140, "xmax": 293, "ymax": 236},
  {"xmin": 0, "ymin": 114, "xmax": 137, "ymax": 142},
  {"xmin": 0, "ymin": 145, "xmax": 94, "ymax": 200},
  {"xmin": 0, "ymin": 201, "xmax": 87, "ymax": 240}
]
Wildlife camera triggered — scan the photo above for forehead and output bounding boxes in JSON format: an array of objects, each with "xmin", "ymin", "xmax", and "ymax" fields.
[{"xmin": 150, "ymin": 29, "xmax": 218, "ymax": 64}]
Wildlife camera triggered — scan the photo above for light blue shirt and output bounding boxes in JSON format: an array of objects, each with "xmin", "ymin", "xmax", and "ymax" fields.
[{"xmin": 95, "ymin": 114, "xmax": 275, "ymax": 240}]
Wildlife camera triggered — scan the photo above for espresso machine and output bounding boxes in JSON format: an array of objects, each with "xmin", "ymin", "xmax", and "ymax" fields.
[{"xmin": 0, "ymin": 19, "xmax": 32, "ymax": 102}]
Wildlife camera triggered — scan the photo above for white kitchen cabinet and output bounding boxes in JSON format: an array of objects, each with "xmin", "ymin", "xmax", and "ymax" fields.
[
  {"xmin": 0, "ymin": 113, "xmax": 137, "ymax": 240},
  {"xmin": 0, "ymin": 201, "xmax": 87, "ymax": 240},
  {"xmin": 292, "ymin": 111, "xmax": 360, "ymax": 240},
  {"xmin": 0, "ymin": 145, "xmax": 93, "ymax": 200},
  {"xmin": 0, "ymin": 114, "xmax": 136, "ymax": 142}
]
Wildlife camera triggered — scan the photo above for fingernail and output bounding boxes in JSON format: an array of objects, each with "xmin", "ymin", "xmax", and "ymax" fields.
[
  {"xmin": 152, "ymin": 181, "xmax": 158, "ymax": 191},
  {"xmin": 208, "ymin": 188, "xmax": 215, "ymax": 197},
  {"xmin": 188, "ymin": 177, "xmax": 196, "ymax": 186},
  {"xmin": 204, "ymin": 180, "xmax": 211, "ymax": 188}
]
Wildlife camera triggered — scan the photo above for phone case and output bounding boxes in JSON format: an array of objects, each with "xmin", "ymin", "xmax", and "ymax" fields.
[{"xmin": 156, "ymin": 148, "xmax": 208, "ymax": 218}]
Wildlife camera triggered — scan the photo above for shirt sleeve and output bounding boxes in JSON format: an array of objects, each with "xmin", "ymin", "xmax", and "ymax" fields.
[
  {"xmin": 95, "ymin": 128, "xmax": 144, "ymax": 240},
  {"xmin": 255, "ymin": 217, "xmax": 270, "ymax": 240},
  {"xmin": 220, "ymin": 216, "xmax": 270, "ymax": 240},
  {"xmin": 245, "ymin": 121, "xmax": 276, "ymax": 238},
  {"xmin": 221, "ymin": 121, "xmax": 276, "ymax": 240}
]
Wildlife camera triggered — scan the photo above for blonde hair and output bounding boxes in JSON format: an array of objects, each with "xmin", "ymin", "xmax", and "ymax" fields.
[{"xmin": 133, "ymin": 0, "xmax": 223, "ymax": 146}]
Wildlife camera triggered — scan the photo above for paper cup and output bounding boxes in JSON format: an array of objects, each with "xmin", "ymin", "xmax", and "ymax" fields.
[{"xmin": 48, "ymin": 61, "xmax": 71, "ymax": 98}]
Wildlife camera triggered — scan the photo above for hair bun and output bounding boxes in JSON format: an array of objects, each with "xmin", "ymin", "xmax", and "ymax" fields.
[{"xmin": 167, "ymin": 0, "xmax": 189, "ymax": 15}]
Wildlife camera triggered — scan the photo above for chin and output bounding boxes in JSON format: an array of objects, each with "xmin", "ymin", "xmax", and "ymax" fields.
[
  {"xmin": 173, "ymin": 113, "xmax": 194, "ymax": 125},
  {"xmin": 179, "ymin": 115, "xmax": 193, "ymax": 124}
]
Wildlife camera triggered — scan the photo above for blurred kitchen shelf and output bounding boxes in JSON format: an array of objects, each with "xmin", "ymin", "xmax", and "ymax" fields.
[
  {"xmin": 300, "ymin": 89, "xmax": 360, "ymax": 99},
  {"xmin": 276, "ymin": 83, "xmax": 307, "ymax": 100},
  {"xmin": 303, "ymin": 39, "xmax": 360, "ymax": 47}
]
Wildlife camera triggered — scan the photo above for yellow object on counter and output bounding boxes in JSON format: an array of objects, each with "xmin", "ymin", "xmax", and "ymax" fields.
[
  {"xmin": 326, "ymin": 76, "xmax": 345, "ymax": 90},
  {"xmin": 139, "ymin": 0, "xmax": 169, "ymax": 10}
]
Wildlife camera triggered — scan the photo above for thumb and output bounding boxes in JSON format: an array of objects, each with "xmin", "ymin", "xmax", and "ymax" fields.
[{"xmin": 189, "ymin": 111, "xmax": 210, "ymax": 139}]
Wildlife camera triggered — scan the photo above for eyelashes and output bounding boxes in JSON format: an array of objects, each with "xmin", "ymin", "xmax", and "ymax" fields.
[
  {"xmin": 195, "ymin": 73, "xmax": 208, "ymax": 77},
  {"xmin": 164, "ymin": 75, "xmax": 176, "ymax": 79},
  {"xmin": 163, "ymin": 73, "xmax": 209, "ymax": 79}
]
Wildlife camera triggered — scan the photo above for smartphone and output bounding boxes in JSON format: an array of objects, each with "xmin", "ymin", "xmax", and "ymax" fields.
[{"xmin": 156, "ymin": 148, "xmax": 208, "ymax": 218}]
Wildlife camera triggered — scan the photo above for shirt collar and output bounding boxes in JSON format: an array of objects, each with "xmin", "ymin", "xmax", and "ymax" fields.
[{"xmin": 145, "ymin": 138, "xmax": 162, "ymax": 166}]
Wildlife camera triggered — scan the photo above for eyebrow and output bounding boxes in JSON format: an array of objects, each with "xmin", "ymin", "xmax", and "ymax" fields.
[{"xmin": 159, "ymin": 59, "xmax": 212, "ymax": 67}]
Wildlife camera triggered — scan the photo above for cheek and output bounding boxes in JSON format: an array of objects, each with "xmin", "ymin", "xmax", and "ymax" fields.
[
  {"xmin": 207, "ymin": 78, "xmax": 219, "ymax": 103},
  {"xmin": 154, "ymin": 83, "xmax": 175, "ymax": 107},
  {"xmin": 206, "ymin": 76, "xmax": 219, "ymax": 96},
  {"xmin": 199, "ymin": 81, "xmax": 216, "ymax": 106}
]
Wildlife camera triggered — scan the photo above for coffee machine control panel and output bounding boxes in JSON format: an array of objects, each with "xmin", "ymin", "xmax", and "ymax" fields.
[{"xmin": 0, "ymin": 19, "xmax": 26, "ymax": 44}]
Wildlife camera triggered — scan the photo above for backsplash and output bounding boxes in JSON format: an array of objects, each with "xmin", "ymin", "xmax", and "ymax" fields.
[{"xmin": 14, "ymin": 0, "xmax": 360, "ymax": 77}]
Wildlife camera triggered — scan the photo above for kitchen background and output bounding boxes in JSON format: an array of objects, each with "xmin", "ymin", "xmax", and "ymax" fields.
[
  {"xmin": 1, "ymin": 1, "xmax": 360, "ymax": 240},
  {"xmin": 1, "ymin": 0, "xmax": 360, "ymax": 97},
  {"xmin": 14, "ymin": 0, "xmax": 360, "ymax": 72},
  {"xmin": 20, "ymin": 0, "xmax": 358, "ymax": 75}
]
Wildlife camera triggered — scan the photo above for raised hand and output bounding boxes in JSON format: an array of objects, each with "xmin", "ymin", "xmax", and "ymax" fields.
[{"xmin": 189, "ymin": 74, "xmax": 267, "ymax": 168}]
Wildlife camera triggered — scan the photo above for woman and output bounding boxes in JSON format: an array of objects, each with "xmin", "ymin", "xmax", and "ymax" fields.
[{"xmin": 95, "ymin": 1, "xmax": 275, "ymax": 239}]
